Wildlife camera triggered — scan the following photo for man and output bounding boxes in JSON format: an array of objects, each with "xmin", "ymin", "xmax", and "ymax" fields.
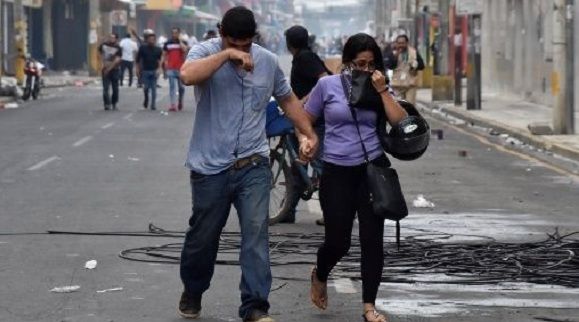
[
  {"xmin": 136, "ymin": 31, "xmax": 163, "ymax": 110},
  {"xmin": 203, "ymin": 29, "xmax": 217, "ymax": 40},
  {"xmin": 178, "ymin": 6, "xmax": 318, "ymax": 322},
  {"xmin": 98, "ymin": 33, "xmax": 122, "ymax": 110},
  {"xmin": 390, "ymin": 34, "xmax": 425, "ymax": 104},
  {"xmin": 119, "ymin": 33, "xmax": 138, "ymax": 87},
  {"xmin": 163, "ymin": 27, "xmax": 189, "ymax": 111},
  {"xmin": 283, "ymin": 25, "xmax": 330, "ymax": 224}
]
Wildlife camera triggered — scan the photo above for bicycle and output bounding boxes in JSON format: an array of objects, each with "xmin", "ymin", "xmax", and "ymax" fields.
[{"xmin": 267, "ymin": 101, "xmax": 321, "ymax": 225}]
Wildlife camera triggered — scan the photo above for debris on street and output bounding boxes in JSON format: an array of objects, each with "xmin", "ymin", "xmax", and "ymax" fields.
[
  {"xmin": 412, "ymin": 195, "xmax": 436, "ymax": 208},
  {"xmin": 96, "ymin": 287, "xmax": 123, "ymax": 293},
  {"xmin": 84, "ymin": 259, "xmax": 97, "ymax": 269},
  {"xmin": 50, "ymin": 285, "xmax": 80, "ymax": 293}
]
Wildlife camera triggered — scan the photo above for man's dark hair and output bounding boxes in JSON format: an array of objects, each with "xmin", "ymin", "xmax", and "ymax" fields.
[
  {"xmin": 125, "ymin": 33, "xmax": 131, "ymax": 38},
  {"xmin": 342, "ymin": 33, "xmax": 386, "ymax": 72},
  {"xmin": 112, "ymin": 33, "xmax": 119, "ymax": 40},
  {"xmin": 396, "ymin": 34, "xmax": 409, "ymax": 43},
  {"xmin": 220, "ymin": 6, "xmax": 257, "ymax": 39},
  {"xmin": 285, "ymin": 25, "xmax": 309, "ymax": 50}
]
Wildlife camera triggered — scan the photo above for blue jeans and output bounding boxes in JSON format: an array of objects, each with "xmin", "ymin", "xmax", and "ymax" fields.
[
  {"xmin": 102, "ymin": 69, "xmax": 119, "ymax": 106},
  {"xmin": 166, "ymin": 69, "xmax": 184, "ymax": 106},
  {"xmin": 180, "ymin": 156, "xmax": 273, "ymax": 319},
  {"xmin": 142, "ymin": 70, "xmax": 157, "ymax": 109}
]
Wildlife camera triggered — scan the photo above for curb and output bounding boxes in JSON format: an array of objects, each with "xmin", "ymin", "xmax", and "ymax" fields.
[
  {"xmin": 43, "ymin": 79, "xmax": 97, "ymax": 89},
  {"xmin": 418, "ymin": 100, "xmax": 579, "ymax": 162}
]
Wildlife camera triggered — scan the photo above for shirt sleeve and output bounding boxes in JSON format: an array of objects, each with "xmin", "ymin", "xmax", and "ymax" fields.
[
  {"xmin": 299, "ymin": 53, "xmax": 327, "ymax": 79},
  {"xmin": 162, "ymin": 42, "xmax": 168, "ymax": 52},
  {"xmin": 272, "ymin": 57, "xmax": 292, "ymax": 100},
  {"xmin": 186, "ymin": 43, "xmax": 211, "ymax": 61},
  {"xmin": 304, "ymin": 79, "xmax": 325, "ymax": 118},
  {"xmin": 115, "ymin": 46, "xmax": 122, "ymax": 58}
]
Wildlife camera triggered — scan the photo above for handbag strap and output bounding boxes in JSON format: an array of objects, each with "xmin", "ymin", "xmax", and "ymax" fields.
[
  {"xmin": 340, "ymin": 75, "xmax": 402, "ymax": 251},
  {"xmin": 340, "ymin": 74, "xmax": 370, "ymax": 163}
]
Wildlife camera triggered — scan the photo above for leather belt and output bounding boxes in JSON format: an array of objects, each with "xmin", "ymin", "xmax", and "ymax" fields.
[{"xmin": 232, "ymin": 154, "xmax": 263, "ymax": 170}]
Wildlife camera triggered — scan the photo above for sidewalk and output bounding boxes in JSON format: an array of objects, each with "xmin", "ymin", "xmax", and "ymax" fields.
[
  {"xmin": 417, "ymin": 89, "xmax": 579, "ymax": 162},
  {"xmin": 0, "ymin": 74, "xmax": 99, "ymax": 108}
]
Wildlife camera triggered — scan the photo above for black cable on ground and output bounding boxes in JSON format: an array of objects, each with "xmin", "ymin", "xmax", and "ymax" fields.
[{"xmin": 116, "ymin": 224, "xmax": 579, "ymax": 288}]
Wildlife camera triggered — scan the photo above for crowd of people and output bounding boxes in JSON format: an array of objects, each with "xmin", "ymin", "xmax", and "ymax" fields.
[{"xmin": 97, "ymin": 27, "xmax": 219, "ymax": 112}]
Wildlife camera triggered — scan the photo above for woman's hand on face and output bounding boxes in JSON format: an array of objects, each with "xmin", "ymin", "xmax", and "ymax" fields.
[{"xmin": 371, "ymin": 70, "xmax": 387, "ymax": 93}]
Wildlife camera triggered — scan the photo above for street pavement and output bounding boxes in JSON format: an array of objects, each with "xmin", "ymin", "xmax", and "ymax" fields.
[{"xmin": 1, "ymin": 76, "xmax": 579, "ymax": 322}]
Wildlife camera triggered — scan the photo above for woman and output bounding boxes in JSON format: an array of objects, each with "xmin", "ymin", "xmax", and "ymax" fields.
[{"xmin": 300, "ymin": 33, "xmax": 407, "ymax": 322}]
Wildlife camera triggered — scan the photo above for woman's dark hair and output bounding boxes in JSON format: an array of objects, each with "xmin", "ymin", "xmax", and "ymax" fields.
[
  {"xmin": 220, "ymin": 6, "xmax": 257, "ymax": 39},
  {"xmin": 342, "ymin": 33, "xmax": 385, "ymax": 72}
]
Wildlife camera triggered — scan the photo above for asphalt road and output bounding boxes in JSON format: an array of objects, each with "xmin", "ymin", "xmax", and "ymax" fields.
[{"xmin": 1, "ymin": 74, "xmax": 579, "ymax": 322}]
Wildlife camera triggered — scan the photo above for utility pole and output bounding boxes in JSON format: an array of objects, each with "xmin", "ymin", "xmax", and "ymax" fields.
[
  {"xmin": 0, "ymin": 0, "xmax": 4, "ymax": 83},
  {"xmin": 553, "ymin": 0, "xmax": 571, "ymax": 133},
  {"xmin": 13, "ymin": 0, "xmax": 25, "ymax": 85},
  {"xmin": 565, "ymin": 0, "xmax": 575, "ymax": 134},
  {"xmin": 88, "ymin": 0, "xmax": 102, "ymax": 76},
  {"xmin": 466, "ymin": 13, "xmax": 481, "ymax": 110},
  {"xmin": 438, "ymin": 0, "xmax": 450, "ymax": 75}
]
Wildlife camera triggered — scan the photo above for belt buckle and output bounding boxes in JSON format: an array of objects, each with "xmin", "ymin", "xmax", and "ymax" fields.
[{"xmin": 233, "ymin": 155, "xmax": 259, "ymax": 170}]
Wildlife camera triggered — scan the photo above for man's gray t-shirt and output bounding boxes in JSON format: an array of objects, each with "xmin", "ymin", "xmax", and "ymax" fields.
[{"xmin": 185, "ymin": 38, "xmax": 292, "ymax": 175}]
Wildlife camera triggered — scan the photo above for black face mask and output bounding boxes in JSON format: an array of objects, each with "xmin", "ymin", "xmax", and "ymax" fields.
[{"xmin": 346, "ymin": 69, "xmax": 382, "ymax": 111}]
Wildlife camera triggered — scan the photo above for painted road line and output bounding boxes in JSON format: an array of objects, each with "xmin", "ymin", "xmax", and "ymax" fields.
[
  {"xmin": 72, "ymin": 136, "xmax": 93, "ymax": 147},
  {"xmin": 101, "ymin": 122, "xmax": 115, "ymax": 129},
  {"xmin": 122, "ymin": 113, "xmax": 133, "ymax": 120},
  {"xmin": 331, "ymin": 278, "xmax": 357, "ymax": 294},
  {"xmin": 27, "ymin": 156, "xmax": 61, "ymax": 171}
]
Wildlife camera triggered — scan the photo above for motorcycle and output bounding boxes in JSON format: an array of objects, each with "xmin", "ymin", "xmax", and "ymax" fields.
[{"xmin": 21, "ymin": 58, "xmax": 44, "ymax": 101}]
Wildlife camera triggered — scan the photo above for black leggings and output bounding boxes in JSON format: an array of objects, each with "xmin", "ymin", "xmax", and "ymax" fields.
[{"xmin": 316, "ymin": 157, "xmax": 387, "ymax": 304}]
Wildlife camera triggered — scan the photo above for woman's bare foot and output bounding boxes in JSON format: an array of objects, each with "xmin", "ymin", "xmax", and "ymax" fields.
[
  {"xmin": 363, "ymin": 304, "xmax": 387, "ymax": 322},
  {"xmin": 310, "ymin": 267, "xmax": 328, "ymax": 310}
]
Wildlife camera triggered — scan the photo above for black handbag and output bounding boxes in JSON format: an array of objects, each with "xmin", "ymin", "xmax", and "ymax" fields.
[
  {"xmin": 341, "ymin": 74, "xmax": 409, "ymax": 249},
  {"xmin": 345, "ymin": 70, "xmax": 383, "ymax": 111}
]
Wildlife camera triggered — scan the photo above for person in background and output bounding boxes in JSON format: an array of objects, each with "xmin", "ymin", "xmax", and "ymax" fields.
[
  {"xmin": 163, "ymin": 27, "xmax": 189, "ymax": 112},
  {"xmin": 390, "ymin": 34, "xmax": 425, "ymax": 104},
  {"xmin": 98, "ymin": 33, "xmax": 122, "ymax": 111},
  {"xmin": 177, "ymin": 6, "xmax": 318, "ymax": 322},
  {"xmin": 136, "ymin": 31, "xmax": 163, "ymax": 110},
  {"xmin": 119, "ymin": 33, "xmax": 138, "ymax": 87},
  {"xmin": 203, "ymin": 29, "xmax": 217, "ymax": 40},
  {"xmin": 282, "ymin": 25, "xmax": 330, "ymax": 225}
]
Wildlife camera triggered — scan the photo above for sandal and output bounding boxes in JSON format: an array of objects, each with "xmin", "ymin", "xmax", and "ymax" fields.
[
  {"xmin": 363, "ymin": 309, "xmax": 388, "ymax": 322},
  {"xmin": 310, "ymin": 267, "xmax": 328, "ymax": 310}
]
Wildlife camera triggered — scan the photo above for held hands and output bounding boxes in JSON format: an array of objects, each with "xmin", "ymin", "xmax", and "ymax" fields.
[
  {"xmin": 297, "ymin": 134, "xmax": 319, "ymax": 164},
  {"xmin": 227, "ymin": 48, "xmax": 254, "ymax": 72},
  {"xmin": 371, "ymin": 70, "xmax": 388, "ymax": 94}
]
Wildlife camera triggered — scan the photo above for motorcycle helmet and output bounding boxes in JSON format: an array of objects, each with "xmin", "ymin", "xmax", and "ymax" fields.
[{"xmin": 382, "ymin": 100, "xmax": 430, "ymax": 161}]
